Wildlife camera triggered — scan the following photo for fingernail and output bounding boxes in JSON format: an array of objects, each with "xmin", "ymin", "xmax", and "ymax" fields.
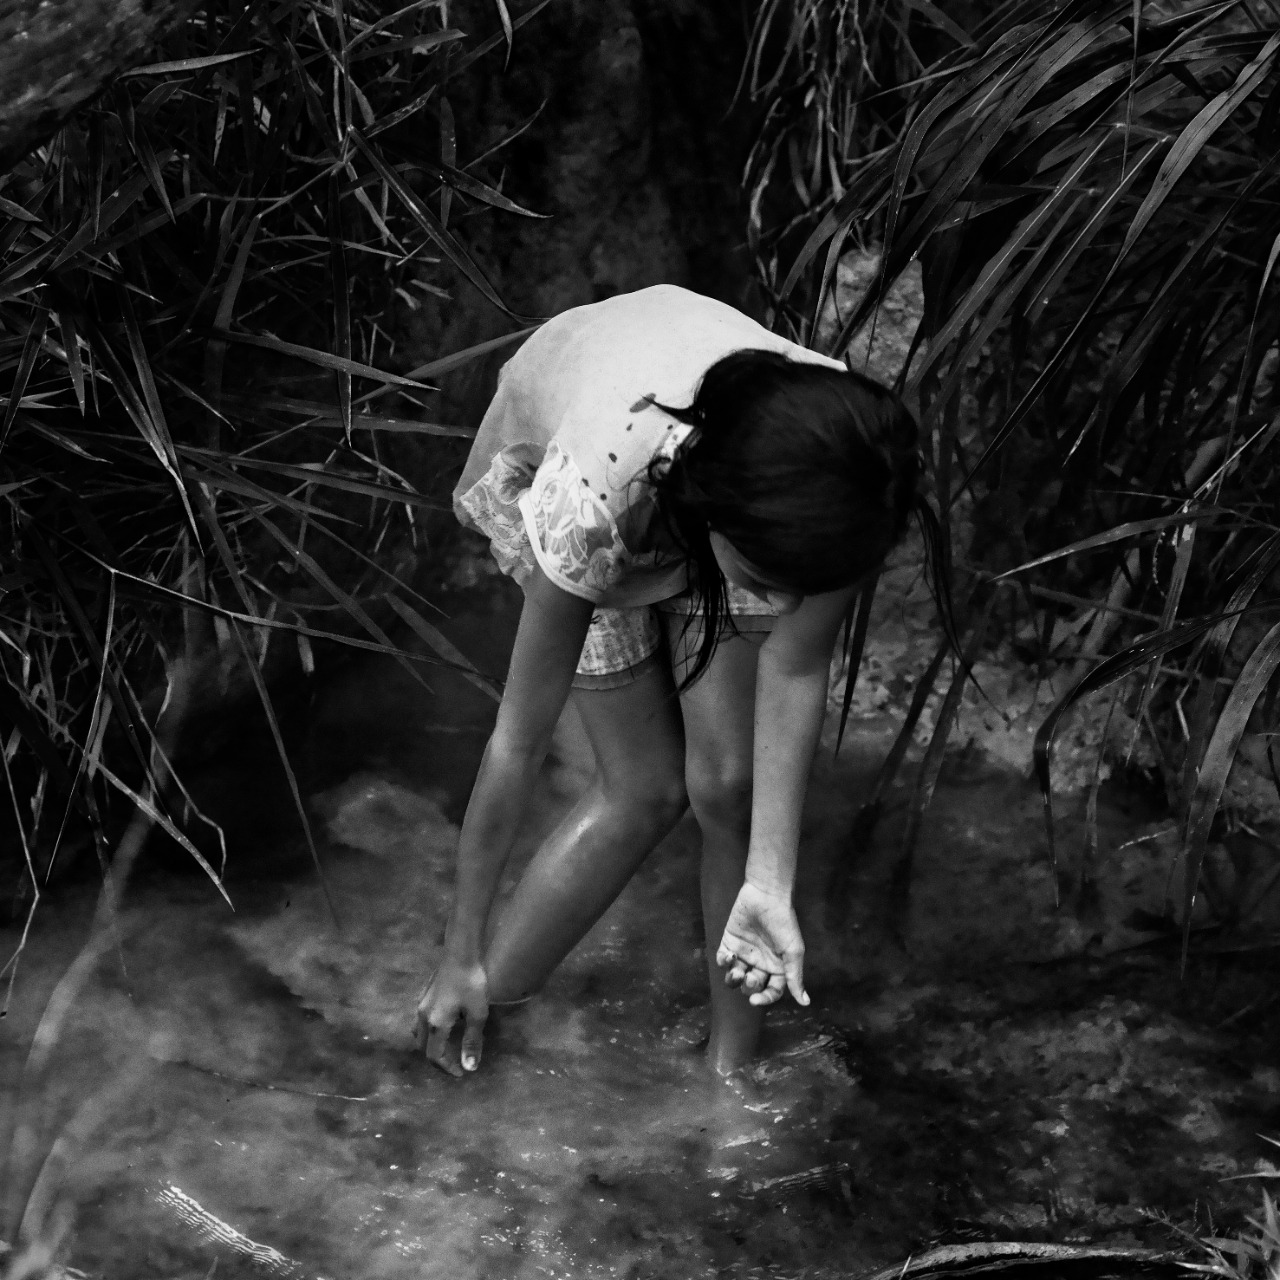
[
  {"xmin": 799, "ymin": 991, "xmax": 810, "ymax": 1006},
  {"xmin": 462, "ymin": 1054, "xmax": 477, "ymax": 1071}
]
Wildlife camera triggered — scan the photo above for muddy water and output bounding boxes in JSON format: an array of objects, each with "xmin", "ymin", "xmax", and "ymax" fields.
[{"xmin": 5, "ymin": 577, "xmax": 1280, "ymax": 1279}]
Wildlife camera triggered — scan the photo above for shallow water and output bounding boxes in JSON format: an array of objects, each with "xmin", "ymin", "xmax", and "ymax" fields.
[{"xmin": 5, "ymin": 578, "xmax": 1280, "ymax": 1279}]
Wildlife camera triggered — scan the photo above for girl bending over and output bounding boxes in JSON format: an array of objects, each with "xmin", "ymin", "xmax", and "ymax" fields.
[{"xmin": 418, "ymin": 284, "xmax": 922, "ymax": 1077}]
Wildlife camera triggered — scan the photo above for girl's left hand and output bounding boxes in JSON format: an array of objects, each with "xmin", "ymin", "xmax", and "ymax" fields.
[{"xmin": 716, "ymin": 881, "xmax": 809, "ymax": 1008}]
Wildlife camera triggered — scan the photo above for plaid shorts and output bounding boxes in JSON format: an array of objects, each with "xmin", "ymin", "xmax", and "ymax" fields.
[{"xmin": 573, "ymin": 583, "xmax": 777, "ymax": 691}]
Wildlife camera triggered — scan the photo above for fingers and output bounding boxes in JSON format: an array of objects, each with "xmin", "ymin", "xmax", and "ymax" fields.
[
  {"xmin": 460, "ymin": 1009, "xmax": 488, "ymax": 1073},
  {"xmin": 415, "ymin": 990, "xmax": 464, "ymax": 1078},
  {"xmin": 720, "ymin": 957, "xmax": 807, "ymax": 1008},
  {"xmin": 783, "ymin": 949, "xmax": 809, "ymax": 1007},
  {"xmin": 748, "ymin": 970, "xmax": 786, "ymax": 1006},
  {"xmin": 423, "ymin": 1020, "xmax": 464, "ymax": 1078}
]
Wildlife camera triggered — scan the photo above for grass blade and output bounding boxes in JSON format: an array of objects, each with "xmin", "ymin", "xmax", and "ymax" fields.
[
  {"xmin": 0, "ymin": 305, "xmax": 49, "ymax": 449},
  {"xmin": 494, "ymin": 0, "xmax": 514, "ymax": 68},
  {"xmin": 182, "ymin": 448, "xmax": 448, "ymax": 511},
  {"xmin": 893, "ymin": 595, "xmax": 996, "ymax": 927},
  {"xmin": 439, "ymin": 95, "xmax": 456, "ymax": 230},
  {"xmin": 357, "ymin": 323, "xmax": 538, "ymax": 406},
  {"xmin": 54, "ymin": 307, "xmax": 86, "ymax": 415},
  {"xmin": 1129, "ymin": 520, "xmax": 1197, "ymax": 755},
  {"xmin": 834, "ymin": 570, "xmax": 880, "ymax": 755},
  {"xmin": 384, "ymin": 593, "xmax": 500, "ymax": 701},
  {"xmin": 123, "ymin": 51, "xmax": 255, "ymax": 77},
  {"xmin": 1181, "ymin": 619, "xmax": 1280, "ymax": 968},
  {"xmin": 230, "ymin": 618, "xmax": 340, "ymax": 927},
  {"xmin": 350, "ymin": 128, "xmax": 527, "ymax": 319},
  {"xmin": 327, "ymin": 174, "xmax": 352, "ymax": 441},
  {"xmin": 118, "ymin": 287, "xmax": 200, "ymax": 538},
  {"xmin": 1033, "ymin": 603, "xmax": 1280, "ymax": 886},
  {"xmin": 1116, "ymin": 30, "xmax": 1280, "ymax": 265},
  {"xmin": 214, "ymin": 328, "xmax": 435, "ymax": 389}
]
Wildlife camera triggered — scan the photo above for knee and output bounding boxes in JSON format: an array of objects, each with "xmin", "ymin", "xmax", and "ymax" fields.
[
  {"xmin": 601, "ymin": 763, "xmax": 688, "ymax": 832},
  {"xmin": 686, "ymin": 753, "xmax": 752, "ymax": 838}
]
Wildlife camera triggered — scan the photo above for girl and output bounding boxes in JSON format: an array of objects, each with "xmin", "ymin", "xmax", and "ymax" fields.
[{"xmin": 417, "ymin": 284, "xmax": 921, "ymax": 1077}]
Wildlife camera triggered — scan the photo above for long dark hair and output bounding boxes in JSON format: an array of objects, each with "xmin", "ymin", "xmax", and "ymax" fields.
[{"xmin": 646, "ymin": 349, "xmax": 935, "ymax": 687}]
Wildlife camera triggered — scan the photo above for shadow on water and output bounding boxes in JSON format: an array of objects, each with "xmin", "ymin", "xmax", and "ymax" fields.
[{"xmin": 5, "ymin": 574, "xmax": 1280, "ymax": 1279}]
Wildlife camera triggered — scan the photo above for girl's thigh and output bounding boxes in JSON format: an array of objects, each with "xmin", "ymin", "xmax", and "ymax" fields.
[
  {"xmin": 662, "ymin": 616, "xmax": 764, "ymax": 791},
  {"xmin": 570, "ymin": 654, "xmax": 686, "ymax": 799}
]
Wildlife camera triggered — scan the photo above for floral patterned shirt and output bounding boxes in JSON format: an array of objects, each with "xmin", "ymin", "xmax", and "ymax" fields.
[{"xmin": 453, "ymin": 285, "xmax": 845, "ymax": 608}]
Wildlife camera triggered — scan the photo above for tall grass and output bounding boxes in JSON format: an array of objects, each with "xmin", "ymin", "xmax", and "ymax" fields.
[
  {"xmin": 756, "ymin": 0, "xmax": 1280, "ymax": 947},
  {"xmin": 0, "ymin": 0, "xmax": 541, "ymax": 966}
]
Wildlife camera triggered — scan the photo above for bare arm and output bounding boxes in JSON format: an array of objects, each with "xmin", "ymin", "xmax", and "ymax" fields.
[
  {"xmin": 419, "ymin": 565, "xmax": 594, "ymax": 1071},
  {"xmin": 716, "ymin": 585, "xmax": 856, "ymax": 1006}
]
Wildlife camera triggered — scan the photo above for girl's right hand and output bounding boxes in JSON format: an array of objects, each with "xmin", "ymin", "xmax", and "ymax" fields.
[{"xmin": 416, "ymin": 957, "xmax": 490, "ymax": 1077}]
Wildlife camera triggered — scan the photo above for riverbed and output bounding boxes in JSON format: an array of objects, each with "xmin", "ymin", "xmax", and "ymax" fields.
[{"xmin": 4, "ymin": 574, "xmax": 1279, "ymax": 1279}]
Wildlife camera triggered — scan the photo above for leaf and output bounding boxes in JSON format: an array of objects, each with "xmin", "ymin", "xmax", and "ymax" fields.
[
  {"xmin": 414, "ymin": 155, "xmax": 547, "ymax": 219},
  {"xmin": 182, "ymin": 460, "xmax": 358, "ymax": 522},
  {"xmin": 1034, "ymin": 603, "xmax": 1280, "ymax": 883},
  {"xmin": 0, "ymin": 681, "xmax": 83, "ymax": 815},
  {"xmin": 449, "ymin": 0, "xmax": 554, "ymax": 78},
  {"xmin": 214, "ymin": 328, "xmax": 435, "ymax": 389},
  {"xmin": 49, "ymin": 170, "xmax": 152, "ymax": 272},
  {"xmin": 346, "ymin": 28, "xmax": 466, "ymax": 63},
  {"xmin": 1116, "ymin": 30, "xmax": 1280, "ymax": 265},
  {"xmin": 91, "ymin": 756, "xmax": 233, "ymax": 907},
  {"xmin": 0, "ymin": 306, "xmax": 49, "ymax": 449},
  {"xmin": 55, "ymin": 308, "xmax": 86, "ymax": 415},
  {"xmin": 327, "ymin": 174, "xmax": 352, "ymax": 441},
  {"xmin": 23, "ymin": 525, "xmax": 153, "ymax": 784},
  {"xmin": 395, "ymin": 323, "xmax": 539, "ymax": 382},
  {"xmin": 991, "ymin": 508, "xmax": 1228, "ymax": 579},
  {"xmin": 341, "ymin": 414, "xmax": 476, "ymax": 438},
  {"xmin": 229, "ymin": 619, "xmax": 339, "ymax": 925},
  {"xmin": 346, "ymin": 0, "xmax": 454, "ymax": 51},
  {"xmin": 834, "ymin": 570, "xmax": 880, "ymax": 754},
  {"xmin": 123, "ymin": 51, "xmax": 255, "ymax": 77},
  {"xmin": 349, "ymin": 129, "xmax": 529, "ymax": 320},
  {"xmin": 205, "ymin": 213, "xmax": 260, "ymax": 448},
  {"xmin": 130, "ymin": 122, "xmax": 175, "ymax": 223},
  {"xmin": 11, "ymin": 413, "xmax": 104, "ymax": 461},
  {"xmin": 244, "ymin": 511, "xmax": 435, "ymax": 693},
  {"xmin": 357, "ymin": 323, "xmax": 538, "ymax": 406},
  {"xmin": 439, "ymin": 96, "xmax": 456, "ymax": 229},
  {"xmin": 181, "ymin": 448, "xmax": 447, "ymax": 511},
  {"xmin": 907, "ymin": 134, "xmax": 1108, "ymax": 389},
  {"xmin": 1178, "ymin": 532, "xmax": 1280, "ymax": 814},
  {"xmin": 1024, "ymin": 139, "xmax": 1163, "ymax": 329},
  {"xmin": 494, "ymin": 0, "xmax": 514, "ymax": 69},
  {"xmin": 118, "ymin": 287, "xmax": 200, "ymax": 538},
  {"xmin": 0, "ymin": 197, "xmax": 42, "ymax": 224},
  {"xmin": 902, "ymin": 0, "xmax": 975, "ymax": 47},
  {"xmin": 961, "ymin": 175, "xmax": 1245, "ymax": 495},
  {"xmin": 1129, "ymin": 519, "xmax": 1197, "ymax": 756},
  {"xmin": 1181, "ymin": 620, "xmax": 1280, "ymax": 968},
  {"xmin": 894, "ymin": 596, "xmax": 997, "ymax": 921},
  {"xmin": 384, "ymin": 594, "xmax": 501, "ymax": 701}
]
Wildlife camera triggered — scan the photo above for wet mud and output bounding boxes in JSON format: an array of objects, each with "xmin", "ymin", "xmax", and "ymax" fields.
[{"xmin": 4, "ymin": 573, "xmax": 1280, "ymax": 1279}]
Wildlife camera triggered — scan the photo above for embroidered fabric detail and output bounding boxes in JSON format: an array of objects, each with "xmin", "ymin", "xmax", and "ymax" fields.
[
  {"xmin": 456, "ymin": 444, "xmax": 541, "ymax": 583},
  {"xmin": 525, "ymin": 442, "xmax": 628, "ymax": 595}
]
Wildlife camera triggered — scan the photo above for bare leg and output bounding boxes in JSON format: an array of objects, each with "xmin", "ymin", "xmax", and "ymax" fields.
[
  {"xmin": 665, "ymin": 617, "xmax": 767, "ymax": 1075},
  {"xmin": 484, "ymin": 661, "xmax": 687, "ymax": 1002}
]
